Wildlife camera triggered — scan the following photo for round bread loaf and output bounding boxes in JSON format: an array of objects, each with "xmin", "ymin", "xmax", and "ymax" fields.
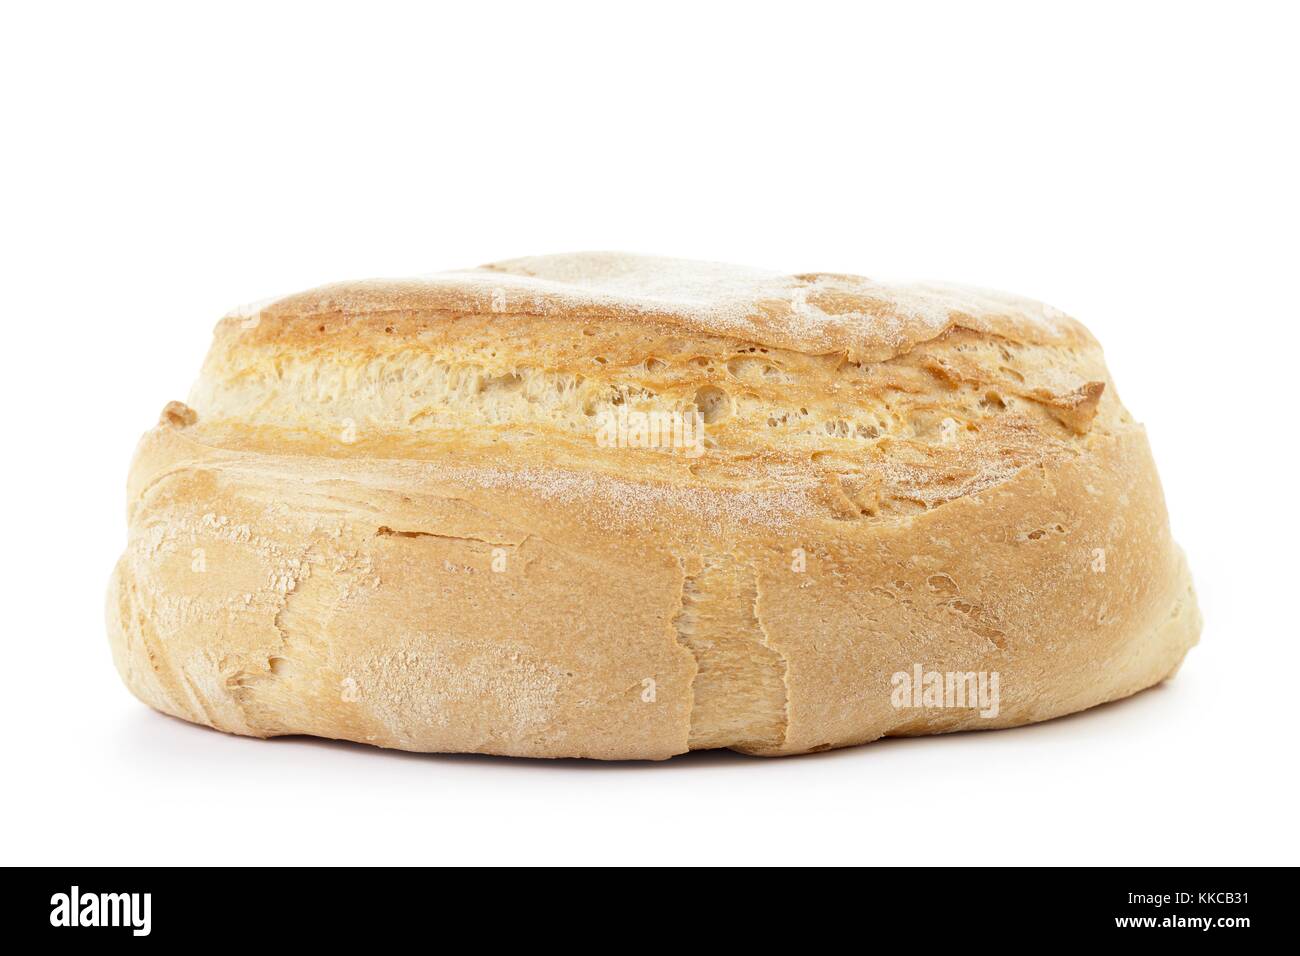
[{"xmin": 107, "ymin": 253, "xmax": 1200, "ymax": 759}]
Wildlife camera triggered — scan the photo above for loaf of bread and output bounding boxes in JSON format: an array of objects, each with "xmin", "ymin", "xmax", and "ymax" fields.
[{"xmin": 107, "ymin": 253, "xmax": 1199, "ymax": 759}]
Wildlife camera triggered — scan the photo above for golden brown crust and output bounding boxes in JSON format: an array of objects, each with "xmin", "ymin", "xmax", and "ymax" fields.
[
  {"xmin": 239, "ymin": 252, "xmax": 1095, "ymax": 362},
  {"xmin": 108, "ymin": 254, "xmax": 1199, "ymax": 758}
]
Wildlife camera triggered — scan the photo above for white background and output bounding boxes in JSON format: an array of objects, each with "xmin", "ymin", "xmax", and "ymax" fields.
[{"xmin": 3, "ymin": 1, "xmax": 1296, "ymax": 866}]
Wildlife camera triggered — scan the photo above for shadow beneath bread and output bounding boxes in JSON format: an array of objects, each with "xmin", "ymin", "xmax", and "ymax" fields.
[{"xmin": 266, "ymin": 732, "xmax": 761, "ymax": 771}]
